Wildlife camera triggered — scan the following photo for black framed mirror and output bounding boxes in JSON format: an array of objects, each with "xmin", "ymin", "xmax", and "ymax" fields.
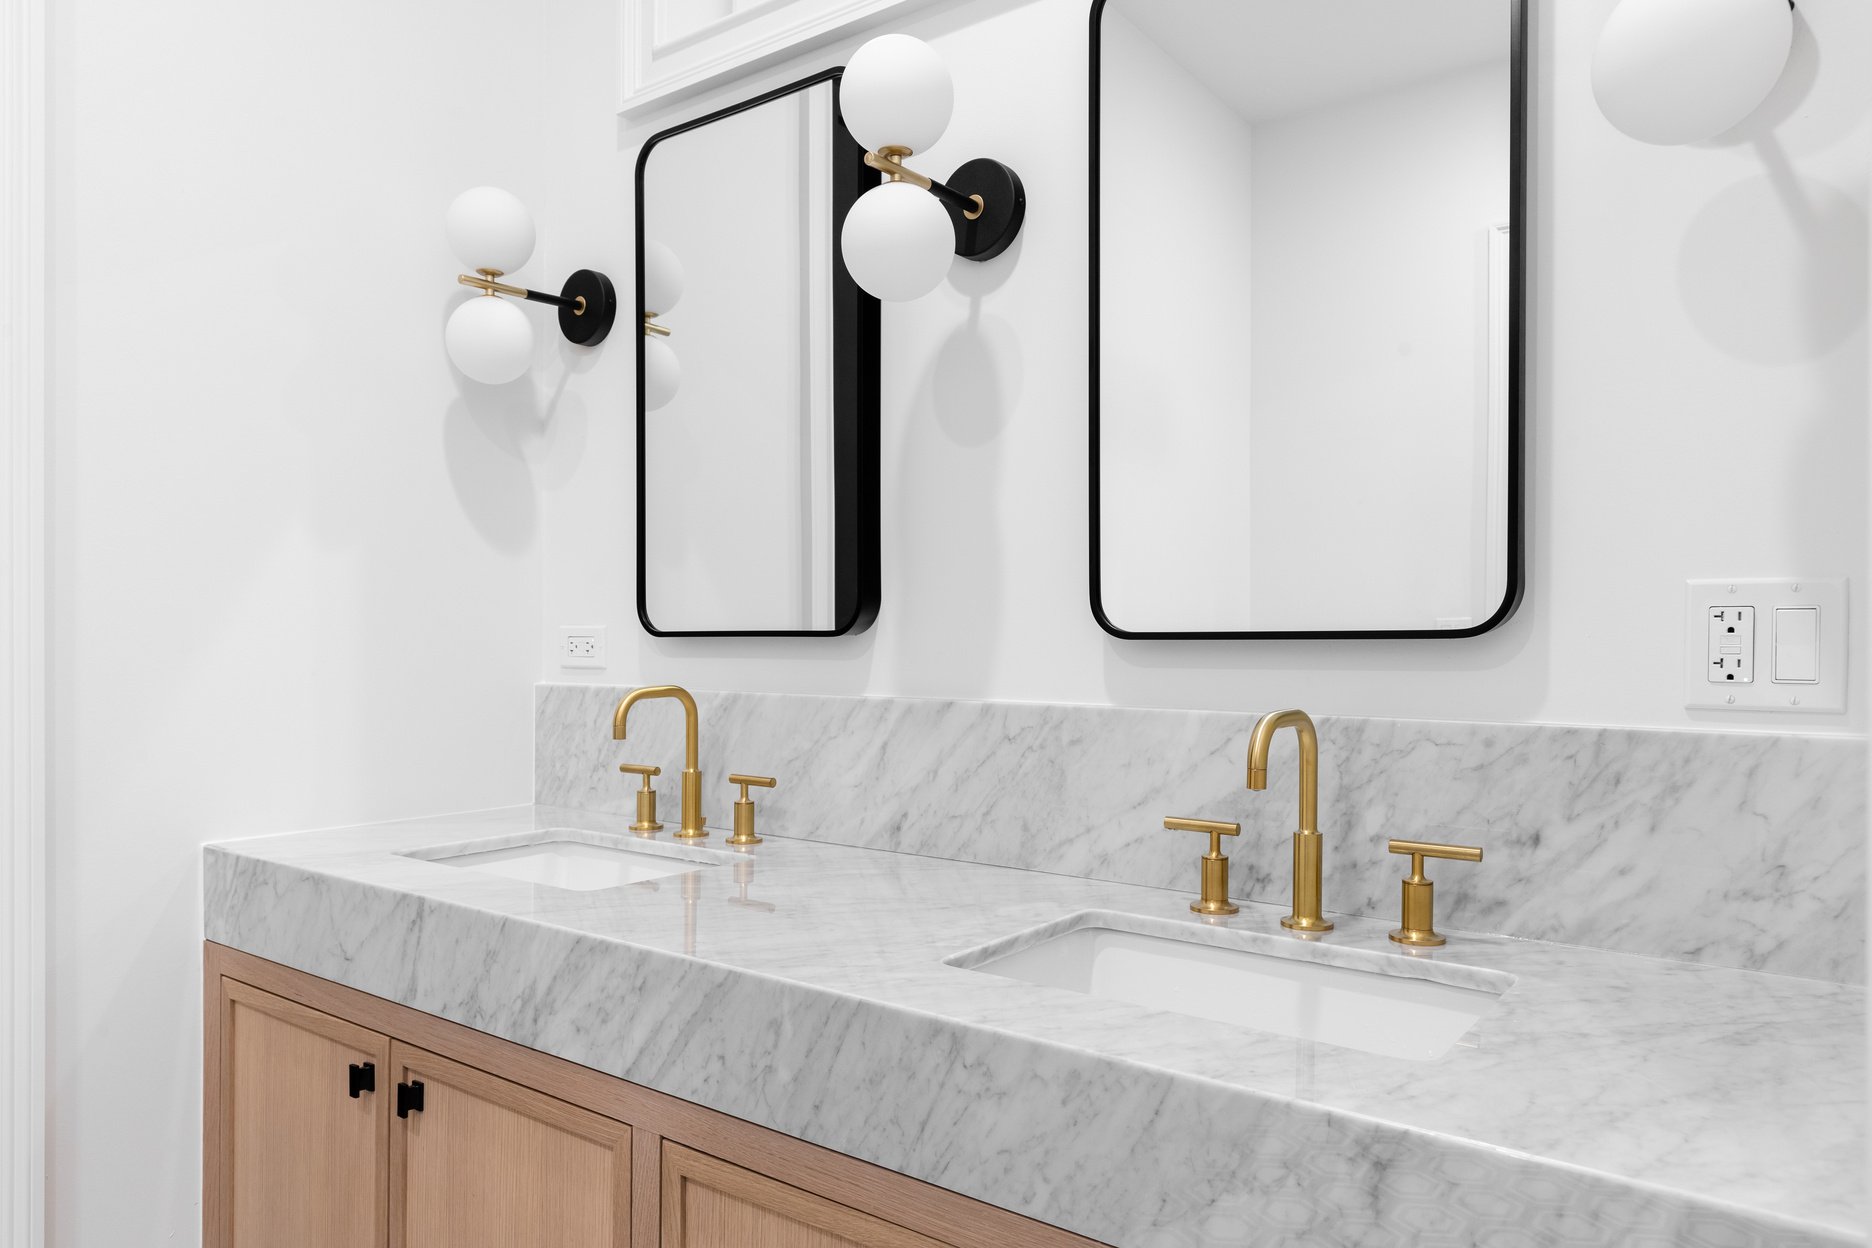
[
  {"xmin": 1089, "ymin": 0, "xmax": 1527, "ymax": 639},
  {"xmin": 635, "ymin": 69, "xmax": 881, "ymax": 637}
]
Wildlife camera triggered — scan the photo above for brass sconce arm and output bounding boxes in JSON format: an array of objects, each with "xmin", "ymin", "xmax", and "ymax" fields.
[
  {"xmin": 457, "ymin": 270, "xmax": 591, "ymax": 317},
  {"xmin": 864, "ymin": 148, "xmax": 986, "ymax": 221}
]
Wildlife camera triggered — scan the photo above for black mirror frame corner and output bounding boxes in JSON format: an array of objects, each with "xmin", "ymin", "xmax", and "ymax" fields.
[
  {"xmin": 1085, "ymin": 0, "xmax": 1531, "ymax": 641},
  {"xmin": 633, "ymin": 67, "xmax": 882, "ymax": 639}
]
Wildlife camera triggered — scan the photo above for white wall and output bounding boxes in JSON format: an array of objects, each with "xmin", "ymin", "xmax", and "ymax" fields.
[
  {"xmin": 540, "ymin": 0, "xmax": 1870, "ymax": 737},
  {"xmin": 1096, "ymin": 11, "xmax": 1258, "ymax": 632},
  {"xmin": 46, "ymin": 2, "xmax": 554, "ymax": 1244},
  {"xmin": 1248, "ymin": 62, "xmax": 1509, "ymax": 632}
]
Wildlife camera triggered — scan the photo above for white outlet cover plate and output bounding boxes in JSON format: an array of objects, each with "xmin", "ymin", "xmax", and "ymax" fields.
[
  {"xmin": 558, "ymin": 625, "xmax": 608, "ymax": 670},
  {"xmin": 1684, "ymin": 579, "xmax": 1847, "ymax": 712}
]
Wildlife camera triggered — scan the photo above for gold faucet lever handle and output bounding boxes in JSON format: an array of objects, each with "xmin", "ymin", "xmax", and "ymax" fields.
[
  {"xmin": 729, "ymin": 773, "xmax": 777, "ymax": 798},
  {"xmin": 726, "ymin": 774, "xmax": 775, "ymax": 846},
  {"xmin": 1164, "ymin": 816, "xmax": 1240, "ymax": 858},
  {"xmin": 1166, "ymin": 816, "xmax": 1240, "ymax": 916},
  {"xmin": 1388, "ymin": 839, "xmax": 1484, "ymax": 867},
  {"xmin": 1386, "ymin": 839, "xmax": 1483, "ymax": 947},
  {"xmin": 619, "ymin": 763, "xmax": 661, "ymax": 788},
  {"xmin": 621, "ymin": 763, "xmax": 664, "ymax": 834}
]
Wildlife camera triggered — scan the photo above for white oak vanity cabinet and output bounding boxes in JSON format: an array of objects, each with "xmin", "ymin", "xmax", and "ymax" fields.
[{"xmin": 205, "ymin": 944, "xmax": 1105, "ymax": 1248}]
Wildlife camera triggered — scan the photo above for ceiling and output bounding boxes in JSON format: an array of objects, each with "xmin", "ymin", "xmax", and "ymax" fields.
[{"xmin": 1109, "ymin": 0, "xmax": 1511, "ymax": 123}]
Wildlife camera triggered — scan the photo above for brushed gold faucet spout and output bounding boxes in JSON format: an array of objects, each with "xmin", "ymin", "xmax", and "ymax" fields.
[
  {"xmin": 1245, "ymin": 709, "xmax": 1331, "ymax": 933},
  {"xmin": 613, "ymin": 685, "xmax": 706, "ymax": 839}
]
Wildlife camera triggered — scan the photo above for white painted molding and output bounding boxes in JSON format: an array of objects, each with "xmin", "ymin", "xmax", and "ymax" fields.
[
  {"xmin": 1, "ymin": 0, "xmax": 48, "ymax": 1241},
  {"xmin": 620, "ymin": 0, "xmax": 948, "ymax": 114}
]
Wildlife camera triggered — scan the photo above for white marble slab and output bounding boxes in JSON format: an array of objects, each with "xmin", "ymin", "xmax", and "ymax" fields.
[
  {"xmin": 205, "ymin": 806, "xmax": 1865, "ymax": 1248},
  {"xmin": 536, "ymin": 685, "xmax": 1868, "ymax": 982}
]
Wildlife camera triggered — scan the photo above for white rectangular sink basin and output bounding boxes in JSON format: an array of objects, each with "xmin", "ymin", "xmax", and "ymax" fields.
[
  {"xmin": 957, "ymin": 916, "xmax": 1511, "ymax": 1061},
  {"xmin": 425, "ymin": 839, "xmax": 712, "ymax": 891}
]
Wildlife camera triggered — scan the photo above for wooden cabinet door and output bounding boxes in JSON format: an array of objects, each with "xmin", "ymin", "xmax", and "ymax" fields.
[
  {"xmin": 389, "ymin": 1042, "xmax": 631, "ymax": 1248},
  {"xmin": 662, "ymin": 1143, "xmax": 952, "ymax": 1248},
  {"xmin": 215, "ymin": 979, "xmax": 390, "ymax": 1248}
]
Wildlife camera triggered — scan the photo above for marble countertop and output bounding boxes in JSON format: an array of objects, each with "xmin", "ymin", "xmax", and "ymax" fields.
[{"xmin": 205, "ymin": 805, "xmax": 1865, "ymax": 1248}]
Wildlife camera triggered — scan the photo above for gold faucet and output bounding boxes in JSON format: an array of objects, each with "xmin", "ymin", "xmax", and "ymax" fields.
[
  {"xmin": 1246, "ymin": 709, "xmax": 1333, "ymax": 933},
  {"xmin": 613, "ymin": 685, "xmax": 706, "ymax": 839}
]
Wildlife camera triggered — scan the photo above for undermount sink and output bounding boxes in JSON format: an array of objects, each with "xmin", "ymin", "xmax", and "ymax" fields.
[
  {"xmin": 409, "ymin": 832, "xmax": 737, "ymax": 892},
  {"xmin": 950, "ymin": 913, "xmax": 1513, "ymax": 1061}
]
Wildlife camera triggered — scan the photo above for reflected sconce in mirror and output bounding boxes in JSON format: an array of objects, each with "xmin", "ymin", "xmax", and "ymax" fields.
[
  {"xmin": 1593, "ymin": 0, "xmax": 1794, "ymax": 145},
  {"xmin": 443, "ymin": 186, "xmax": 619, "ymax": 385},
  {"xmin": 837, "ymin": 34, "xmax": 1026, "ymax": 302},
  {"xmin": 640, "ymin": 240, "xmax": 685, "ymax": 411}
]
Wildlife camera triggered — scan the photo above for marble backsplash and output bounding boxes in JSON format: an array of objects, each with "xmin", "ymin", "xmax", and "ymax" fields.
[{"xmin": 535, "ymin": 684, "xmax": 1867, "ymax": 983}]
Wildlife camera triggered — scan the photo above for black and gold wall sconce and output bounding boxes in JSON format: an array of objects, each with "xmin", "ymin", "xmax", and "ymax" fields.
[
  {"xmin": 443, "ymin": 186, "xmax": 618, "ymax": 384},
  {"xmin": 838, "ymin": 34, "xmax": 1027, "ymax": 302}
]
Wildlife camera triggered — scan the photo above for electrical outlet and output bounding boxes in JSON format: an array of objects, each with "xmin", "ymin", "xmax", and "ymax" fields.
[
  {"xmin": 558, "ymin": 625, "xmax": 607, "ymax": 670},
  {"xmin": 1684, "ymin": 580, "xmax": 1848, "ymax": 712},
  {"xmin": 1705, "ymin": 605, "xmax": 1754, "ymax": 684}
]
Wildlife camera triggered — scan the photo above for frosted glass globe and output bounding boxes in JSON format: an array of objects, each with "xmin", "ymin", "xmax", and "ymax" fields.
[
  {"xmin": 840, "ymin": 181, "xmax": 954, "ymax": 303},
  {"xmin": 643, "ymin": 336, "xmax": 681, "ymax": 411},
  {"xmin": 445, "ymin": 297, "xmax": 534, "ymax": 385},
  {"xmin": 642, "ymin": 240, "xmax": 685, "ymax": 315},
  {"xmin": 445, "ymin": 186, "xmax": 536, "ymax": 275},
  {"xmin": 841, "ymin": 34, "xmax": 954, "ymax": 155},
  {"xmin": 1592, "ymin": 0, "xmax": 1792, "ymax": 145}
]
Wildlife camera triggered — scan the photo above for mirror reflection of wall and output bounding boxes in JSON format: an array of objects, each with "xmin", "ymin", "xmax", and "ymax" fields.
[
  {"xmin": 1096, "ymin": 0, "xmax": 1518, "ymax": 637},
  {"xmin": 639, "ymin": 76, "xmax": 877, "ymax": 636}
]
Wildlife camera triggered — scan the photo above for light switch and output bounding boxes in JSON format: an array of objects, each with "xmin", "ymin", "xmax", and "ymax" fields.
[
  {"xmin": 1684, "ymin": 579, "xmax": 1848, "ymax": 713},
  {"xmin": 1773, "ymin": 607, "xmax": 1819, "ymax": 684}
]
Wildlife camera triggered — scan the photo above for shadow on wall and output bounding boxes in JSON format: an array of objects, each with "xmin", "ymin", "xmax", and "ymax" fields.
[
  {"xmin": 439, "ymin": 291, "xmax": 602, "ymax": 552},
  {"xmin": 1677, "ymin": 163, "xmax": 1867, "ymax": 366},
  {"xmin": 1678, "ymin": 2, "xmax": 1869, "ymax": 366},
  {"xmin": 1709, "ymin": 7, "xmax": 1866, "ymax": 157}
]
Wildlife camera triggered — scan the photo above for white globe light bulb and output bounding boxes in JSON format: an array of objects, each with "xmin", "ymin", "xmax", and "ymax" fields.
[
  {"xmin": 445, "ymin": 297, "xmax": 535, "ymax": 385},
  {"xmin": 642, "ymin": 240, "xmax": 686, "ymax": 315},
  {"xmin": 841, "ymin": 34, "xmax": 954, "ymax": 155},
  {"xmin": 445, "ymin": 186, "xmax": 537, "ymax": 275},
  {"xmin": 841, "ymin": 181, "xmax": 954, "ymax": 303},
  {"xmin": 643, "ymin": 336, "xmax": 682, "ymax": 411},
  {"xmin": 1592, "ymin": 0, "xmax": 1792, "ymax": 145}
]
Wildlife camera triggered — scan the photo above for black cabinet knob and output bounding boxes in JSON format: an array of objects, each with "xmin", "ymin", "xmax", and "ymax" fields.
[
  {"xmin": 395, "ymin": 1079, "xmax": 425, "ymax": 1119},
  {"xmin": 347, "ymin": 1062, "xmax": 375, "ymax": 1098}
]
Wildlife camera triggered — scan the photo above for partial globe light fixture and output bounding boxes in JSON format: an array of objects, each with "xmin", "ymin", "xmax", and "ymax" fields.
[
  {"xmin": 640, "ymin": 240, "xmax": 685, "ymax": 411},
  {"xmin": 642, "ymin": 240, "xmax": 686, "ymax": 319},
  {"xmin": 1592, "ymin": 0, "xmax": 1794, "ymax": 145},
  {"xmin": 643, "ymin": 336, "xmax": 682, "ymax": 412},
  {"xmin": 445, "ymin": 186, "xmax": 537, "ymax": 276},
  {"xmin": 442, "ymin": 186, "xmax": 618, "ymax": 385},
  {"xmin": 445, "ymin": 296, "xmax": 535, "ymax": 385},
  {"xmin": 842, "ymin": 181, "xmax": 955, "ymax": 303},
  {"xmin": 841, "ymin": 33, "xmax": 954, "ymax": 155},
  {"xmin": 836, "ymin": 34, "xmax": 1026, "ymax": 303}
]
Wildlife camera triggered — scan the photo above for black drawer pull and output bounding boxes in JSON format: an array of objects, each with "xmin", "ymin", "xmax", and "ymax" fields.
[
  {"xmin": 347, "ymin": 1062, "xmax": 375, "ymax": 1098},
  {"xmin": 396, "ymin": 1079, "xmax": 425, "ymax": 1118}
]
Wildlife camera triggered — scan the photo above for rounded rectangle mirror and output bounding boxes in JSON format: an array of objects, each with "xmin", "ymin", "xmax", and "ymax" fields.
[
  {"xmin": 636, "ymin": 69, "xmax": 881, "ymax": 638},
  {"xmin": 1090, "ymin": 0, "xmax": 1527, "ymax": 639}
]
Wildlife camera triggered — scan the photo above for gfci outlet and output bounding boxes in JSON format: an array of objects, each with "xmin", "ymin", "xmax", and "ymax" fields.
[
  {"xmin": 1684, "ymin": 580, "xmax": 1848, "ymax": 713},
  {"xmin": 558, "ymin": 625, "xmax": 607, "ymax": 670}
]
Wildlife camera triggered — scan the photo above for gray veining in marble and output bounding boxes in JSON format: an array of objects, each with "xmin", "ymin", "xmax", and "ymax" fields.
[
  {"xmin": 205, "ymin": 806, "xmax": 1866, "ymax": 1248},
  {"xmin": 535, "ymin": 685, "xmax": 1868, "ymax": 982}
]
